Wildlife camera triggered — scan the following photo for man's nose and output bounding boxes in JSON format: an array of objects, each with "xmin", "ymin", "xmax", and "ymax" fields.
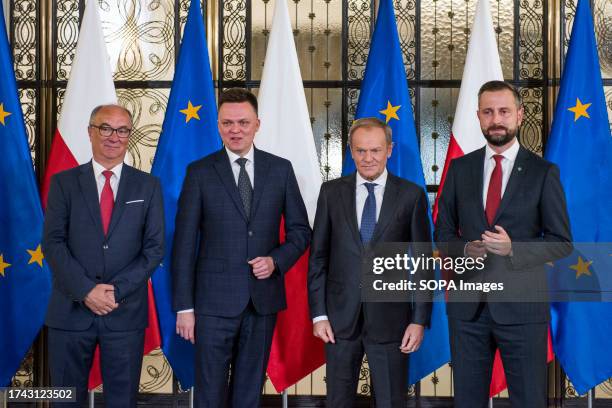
[
  {"xmin": 107, "ymin": 132, "xmax": 121, "ymax": 142},
  {"xmin": 491, "ymin": 111, "xmax": 503, "ymax": 123}
]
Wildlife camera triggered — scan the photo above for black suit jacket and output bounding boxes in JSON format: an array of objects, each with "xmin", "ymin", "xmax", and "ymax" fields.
[
  {"xmin": 172, "ymin": 147, "xmax": 311, "ymax": 317},
  {"xmin": 435, "ymin": 146, "xmax": 572, "ymax": 324},
  {"xmin": 43, "ymin": 162, "xmax": 165, "ymax": 331},
  {"xmin": 308, "ymin": 172, "xmax": 433, "ymax": 344}
]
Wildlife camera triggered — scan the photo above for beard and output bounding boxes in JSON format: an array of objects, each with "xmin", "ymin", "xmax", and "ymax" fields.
[{"xmin": 482, "ymin": 125, "xmax": 518, "ymax": 147}]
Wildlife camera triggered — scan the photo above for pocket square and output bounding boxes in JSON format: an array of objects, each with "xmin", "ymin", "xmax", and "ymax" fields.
[{"xmin": 125, "ymin": 199, "xmax": 144, "ymax": 204}]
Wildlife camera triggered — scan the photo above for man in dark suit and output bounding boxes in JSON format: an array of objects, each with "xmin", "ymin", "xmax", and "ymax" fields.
[
  {"xmin": 43, "ymin": 104, "xmax": 164, "ymax": 407},
  {"xmin": 435, "ymin": 81, "xmax": 572, "ymax": 408},
  {"xmin": 172, "ymin": 88, "xmax": 311, "ymax": 407},
  {"xmin": 308, "ymin": 117, "xmax": 432, "ymax": 407}
]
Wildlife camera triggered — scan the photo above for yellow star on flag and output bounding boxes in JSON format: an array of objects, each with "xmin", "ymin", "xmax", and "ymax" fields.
[
  {"xmin": 27, "ymin": 244, "xmax": 45, "ymax": 267},
  {"xmin": 180, "ymin": 101, "xmax": 202, "ymax": 123},
  {"xmin": 570, "ymin": 256, "xmax": 592, "ymax": 279},
  {"xmin": 379, "ymin": 101, "xmax": 401, "ymax": 123},
  {"xmin": 0, "ymin": 254, "xmax": 11, "ymax": 277},
  {"xmin": 567, "ymin": 98, "xmax": 591, "ymax": 122},
  {"xmin": 0, "ymin": 103, "xmax": 12, "ymax": 126}
]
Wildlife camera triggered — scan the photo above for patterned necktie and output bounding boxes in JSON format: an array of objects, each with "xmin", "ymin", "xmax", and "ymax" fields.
[
  {"xmin": 100, "ymin": 170, "xmax": 114, "ymax": 235},
  {"xmin": 485, "ymin": 154, "xmax": 504, "ymax": 226},
  {"xmin": 236, "ymin": 158, "xmax": 253, "ymax": 217},
  {"xmin": 360, "ymin": 182, "xmax": 377, "ymax": 243}
]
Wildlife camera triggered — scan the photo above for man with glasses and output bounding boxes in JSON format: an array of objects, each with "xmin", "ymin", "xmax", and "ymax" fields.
[{"xmin": 43, "ymin": 104, "xmax": 164, "ymax": 407}]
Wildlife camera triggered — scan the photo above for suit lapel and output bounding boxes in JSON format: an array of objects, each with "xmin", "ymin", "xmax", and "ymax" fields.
[
  {"xmin": 78, "ymin": 162, "xmax": 104, "ymax": 237},
  {"xmin": 213, "ymin": 148, "xmax": 249, "ymax": 221},
  {"xmin": 106, "ymin": 164, "xmax": 130, "ymax": 238},
  {"xmin": 370, "ymin": 173, "xmax": 399, "ymax": 244},
  {"xmin": 250, "ymin": 147, "xmax": 271, "ymax": 219},
  {"xmin": 492, "ymin": 146, "xmax": 529, "ymax": 225},
  {"xmin": 471, "ymin": 148, "xmax": 489, "ymax": 227},
  {"xmin": 340, "ymin": 174, "xmax": 362, "ymax": 247}
]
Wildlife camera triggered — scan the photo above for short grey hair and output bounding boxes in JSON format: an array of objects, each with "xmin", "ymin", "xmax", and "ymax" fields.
[
  {"xmin": 89, "ymin": 104, "xmax": 133, "ymax": 126},
  {"xmin": 348, "ymin": 117, "xmax": 392, "ymax": 146}
]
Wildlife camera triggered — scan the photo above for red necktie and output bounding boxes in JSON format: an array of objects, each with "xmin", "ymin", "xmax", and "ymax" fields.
[
  {"xmin": 100, "ymin": 170, "xmax": 114, "ymax": 235},
  {"xmin": 485, "ymin": 155, "xmax": 504, "ymax": 226}
]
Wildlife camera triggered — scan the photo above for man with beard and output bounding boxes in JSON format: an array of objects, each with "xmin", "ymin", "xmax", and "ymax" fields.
[{"xmin": 435, "ymin": 81, "xmax": 572, "ymax": 407}]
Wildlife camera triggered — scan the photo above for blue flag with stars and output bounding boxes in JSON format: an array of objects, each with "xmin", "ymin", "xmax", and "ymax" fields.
[
  {"xmin": 0, "ymin": 1, "xmax": 51, "ymax": 386},
  {"xmin": 545, "ymin": 0, "xmax": 612, "ymax": 395},
  {"xmin": 341, "ymin": 0, "xmax": 450, "ymax": 385},
  {"xmin": 150, "ymin": 0, "xmax": 221, "ymax": 389}
]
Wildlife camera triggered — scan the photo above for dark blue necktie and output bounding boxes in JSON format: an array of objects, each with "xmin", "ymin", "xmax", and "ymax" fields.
[{"xmin": 360, "ymin": 182, "xmax": 377, "ymax": 243}]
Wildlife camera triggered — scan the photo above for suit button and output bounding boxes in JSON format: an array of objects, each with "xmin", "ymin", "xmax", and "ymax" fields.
[
  {"xmin": 248, "ymin": 231, "xmax": 253, "ymax": 236},
  {"xmin": 96, "ymin": 276, "xmax": 101, "ymax": 281},
  {"xmin": 103, "ymin": 244, "xmax": 109, "ymax": 250}
]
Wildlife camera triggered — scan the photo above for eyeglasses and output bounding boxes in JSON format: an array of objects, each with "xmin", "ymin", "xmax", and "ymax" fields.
[{"xmin": 89, "ymin": 124, "xmax": 132, "ymax": 139}]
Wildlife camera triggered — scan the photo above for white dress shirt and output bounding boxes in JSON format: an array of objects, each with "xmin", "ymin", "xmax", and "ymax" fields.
[
  {"xmin": 313, "ymin": 168, "xmax": 388, "ymax": 324},
  {"xmin": 463, "ymin": 140, "xmax": 520, "ymax": 257},
  {"xmin": 482, "ymin": 139, "xmax": 519, "ymax": 206},
  {"xmin": 91, "ymin": 160, "xmax": 123, "ymax": 201},
  {"xmin": 226, "ymin": 145, "xmax": 255, "ymax": 188},
  {"xmin": 177, "ymin": 145, "xmax": 256, "ymax": 315},
  {"xmin": 355, "ymin": 169, "xmax": 387, "ymax": 229}
]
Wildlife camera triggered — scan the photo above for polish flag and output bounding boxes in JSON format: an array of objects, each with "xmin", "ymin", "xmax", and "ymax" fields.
[
  {"xmin": 39, "ymin": 1, "xmax": 160, "ymax": 390},
  {"xmin": 432, "ymin": 0, "xmax": 554, "ymax": 397},
  {"xmin": 256, "ymin": 0, "xmax": 326, "ymax": 391},
  {"xmin": 432, "ymin": 0, "xmax": 503, "ymax": 223}
]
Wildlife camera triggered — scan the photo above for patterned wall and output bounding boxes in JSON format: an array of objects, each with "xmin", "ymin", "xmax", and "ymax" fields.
[{"xmin": 8, "ymin": 0, "xmax": 612, "ymax": 402}]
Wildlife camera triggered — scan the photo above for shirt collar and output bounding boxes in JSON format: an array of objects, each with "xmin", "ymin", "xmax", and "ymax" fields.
[
  {"xmin": 485, "ymin": 138, "xmax": 520, "ymax": 162},
  {"xmin": 226, "ymin": 144, "xmax": 255, "ymax": 164},
  {"xmin": 92, "ymin": 159, "xmax": 123, "ymax": 180},
  {"xmin": 356, "ymin": 168, "xmax": 388, "ymax": 188}
]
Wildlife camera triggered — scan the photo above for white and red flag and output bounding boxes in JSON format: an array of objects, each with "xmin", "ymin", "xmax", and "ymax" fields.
[
  {"xmin": 256, "ymin": 0, "xmax": 326, "ymax": 391},
  {"xmin": 40, "ymin": 0, "xmax": 160, "ymax": 390}
]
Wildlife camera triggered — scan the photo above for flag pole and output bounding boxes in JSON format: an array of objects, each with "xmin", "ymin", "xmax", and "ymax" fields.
[
  {"xmin": 190, "ymin": 387, "xmax": 194, "ymax": 408},
  {"xmin": 587, "ymin": 389, "xmax": 593, "ymax": 408},
  {"xmin": 2, "ymin": 388, "xmax": 6, "ymax": 408},
  {"xmin": 89, "ymin": 390, "xmax": 94, "ymax": 407},
  {"xmin": 488, "ymin": 397, "xmax": 493, "ymax": 407},
  {"xmin": 282, "ymin": 389, "xmax": 288, "ymax": 408}
]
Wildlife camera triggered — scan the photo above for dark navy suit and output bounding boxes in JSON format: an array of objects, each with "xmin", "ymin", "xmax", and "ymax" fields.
[
  {"xmin": 172, "ymin": 147, "xmax": 311, "ymax": 407},
  {"xmin": 43, "ymin": 162, "xmax": 164, "ymax": 407},
  {"xmin": 308, "ymin": 172, "xmax": 432, "ymax": 407},
  {"xmin": 435, "ymin": 146, "xmax": 572, "ymax": 408}
]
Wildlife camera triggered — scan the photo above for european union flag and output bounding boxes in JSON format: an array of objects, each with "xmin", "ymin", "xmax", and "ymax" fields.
[
  {"xmin": 0, "ymin": 1, "xmax": 51, "ymax": 386},
  {"xmin": 150, "ymin": 0, "xmax": 221, "ymax": 389},
  {"xmin": 545, "ymin": 0, "xmax": 612, "ymax": 395},
  {"xmin": 341, "ymin": 0, "xmax": 450, "ymax": 385}
]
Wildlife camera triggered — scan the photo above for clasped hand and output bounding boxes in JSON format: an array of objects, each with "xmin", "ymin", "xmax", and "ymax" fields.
[
  {"xmin": 84, "ymin": 284, "xmax": 118, "ymax": 315},
  {"xmin": 466, "ymin": 225, "xmax": 512, "ymax": 258}
]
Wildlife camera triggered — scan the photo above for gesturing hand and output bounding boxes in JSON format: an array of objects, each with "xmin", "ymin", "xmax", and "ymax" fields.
[{"xmin": 482, "ymin": 225, "xmax": 512, "ymax": 256}]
